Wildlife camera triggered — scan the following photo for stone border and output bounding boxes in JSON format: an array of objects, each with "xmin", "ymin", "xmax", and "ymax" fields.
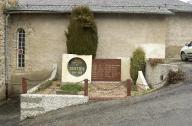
[
  {"xmin": 27, "ymin": 64, "xmax": 57, "ymax": 94},
  {"xmin": 20, "ymin": 94, "xmax": 89, "ymax": 120}
]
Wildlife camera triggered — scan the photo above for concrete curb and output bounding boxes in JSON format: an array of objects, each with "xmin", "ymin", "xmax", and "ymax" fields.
[{"xmin": 20, "ymin": 94, "xmax": 89, "ymax": 120}]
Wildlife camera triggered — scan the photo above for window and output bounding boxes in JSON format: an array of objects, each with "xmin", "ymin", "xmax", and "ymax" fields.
[{"xmin": 17, "ymin": 28, "xmax": 25, "ymax": 68}]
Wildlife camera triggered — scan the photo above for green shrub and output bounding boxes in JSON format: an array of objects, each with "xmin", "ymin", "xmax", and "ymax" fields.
[
  {"xmin": 130, "ymin": 48, "xmax": 146, "ymax": 85},
  {"xmin": 65, "ymin": 6, "xmax": 98, "ymax": 58},
  {"xmin": 60, "ymin": 83, "xmax": 83, "ymax": 94},
  {"xmin": 164, "ymin": 70, "xmax": 184, "ymax": 86}
]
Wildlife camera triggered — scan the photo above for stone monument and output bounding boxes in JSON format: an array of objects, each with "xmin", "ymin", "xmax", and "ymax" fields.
[
  {"xmin": 62, "ymin": 54, "xmax": 92, "ymax": 83},
  {"xmin": 136, "ymin": 71, "xmax": 150, "ymax": 93}
]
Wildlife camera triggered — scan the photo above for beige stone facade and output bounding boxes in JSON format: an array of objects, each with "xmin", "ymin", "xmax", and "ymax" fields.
[
  {"xmin": 0, "ymin": 11, "xmax": 191, "ymax": 95},
  {"xmin": 7, "ymin": 14, "xmax": 167, "ymax": 69},
  {"xmin": 166, "ymin": 13, "xmax": 192, "ymax": 59},
  {"xmin": 0, "ymin": 0, "xmax": 5, "ymax": 101},
  {"xmin": 96, "ymin": 14, "xmax": 167, "ymax": 59}
]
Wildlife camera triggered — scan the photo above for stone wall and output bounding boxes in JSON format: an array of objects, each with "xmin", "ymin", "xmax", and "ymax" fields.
[
  {"xmin": 0, "ymin": 0, "xmax": 5, "ymax": 101},
  {"xmin": 7, "ymin": 14, "xmax": 166, "ymax": 92},
  {"xmin": 166, "ymin": 13, "xmax": 192, "ymax": 59},
  {"xmin": 7, "ymin": 12, "xmax": 192, "ymax": 95},
  {"xmin": 145, "ymin": 62, "xmax": 179, "ymax": 88},
  {"xmin": 20, "ymin": 94, "xmax": 89, "ymax": 120},
  {"xmin": 96, "ymin": 14, "xmax": 166, "ymax": 59}
]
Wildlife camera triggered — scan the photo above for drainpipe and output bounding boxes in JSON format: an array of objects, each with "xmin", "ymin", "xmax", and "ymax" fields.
[{"xmin": 4, "ymin": 13, "xmax": 10, "ymax": 100}]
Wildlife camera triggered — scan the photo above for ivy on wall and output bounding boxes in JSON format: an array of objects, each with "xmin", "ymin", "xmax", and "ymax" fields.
[{"xmin": 65, "ymin": 6, "xmax": 98, "ymax": 58}]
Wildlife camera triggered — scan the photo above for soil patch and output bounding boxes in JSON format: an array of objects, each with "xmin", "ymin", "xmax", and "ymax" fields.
[{"xmin": 88, "ymin": 82, "xmax": 127, "ymax": 98}]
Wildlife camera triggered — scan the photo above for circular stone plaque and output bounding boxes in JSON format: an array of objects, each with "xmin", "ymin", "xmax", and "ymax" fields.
[{"xmin": 67, "ymin": 57, "xmax": 87, "ymax": 77}]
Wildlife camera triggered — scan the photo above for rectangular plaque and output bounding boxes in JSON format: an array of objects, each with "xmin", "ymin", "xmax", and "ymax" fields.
[{"xmin": 92, "ymin": 59, "xmax": 121, "ymax": 81}]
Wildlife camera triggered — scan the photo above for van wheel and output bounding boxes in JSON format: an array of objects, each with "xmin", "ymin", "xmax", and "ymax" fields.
[{"xmin": 181, "ymin": 52, "xmax": 187, "ymax": 61}]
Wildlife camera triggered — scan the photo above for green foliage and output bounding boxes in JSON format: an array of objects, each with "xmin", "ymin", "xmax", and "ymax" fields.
[
  {"xmin": 164, "ymin": 70, "xmax": 184, "ymax": 86},
  {"xmin": 130, "ymin": 48, "xmax": 146, "ymax": 85},
  {"xmin": 65, "ymin": 6, "xmax": 98, "ymax": 58},
  {"xmin": 60, "ymin": 83, "xmax": 83, "ymax": 94}
]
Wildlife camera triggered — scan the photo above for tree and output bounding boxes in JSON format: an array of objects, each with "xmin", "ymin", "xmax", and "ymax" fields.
[
  {"xmin": 65, "ymin": 6, "xmax": 98, "ymax": 58},
  {"xmin": 130, "ymin": 48, "xmax": 146, "ymax": 85}
]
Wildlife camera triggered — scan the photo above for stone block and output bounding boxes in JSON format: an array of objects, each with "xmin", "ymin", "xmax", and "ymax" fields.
[
  {"xmin": 62, "ymin": 54, "xmax": 92, "ymax": 83},
  {"xmin": 118, "ymin": 57, "xmax": 130, "ymax": 81},
  {"xmin": 20, "ymin": 94, "xmax": 89, "ymax": 120},
  {"xmin": 136, "ymin": 71, "xmax": 150, "ymax": 92},
  {"xmin": 145, "ymin": 62, "xmax": 179, "ymax": 88}
]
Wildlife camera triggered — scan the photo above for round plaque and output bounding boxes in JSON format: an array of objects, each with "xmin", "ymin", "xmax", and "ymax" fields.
[{"xmin": 67, "ymin": 57, "xmax": 87, "ymax": 77}]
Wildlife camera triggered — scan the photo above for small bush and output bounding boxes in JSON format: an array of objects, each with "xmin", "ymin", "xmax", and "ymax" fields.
[
  {"xmin": 130, "ymin": 48, "xmax": 146, "ymax": 85},
  {"xmin": 60, "ymin": 83, "xmax": 83, "ymax": 94},
  {"xmin": 148, "ymin": 58, "xmax": 164, "ymax": 67},
  {"xmin": 165, "ymin": 70, "xmax": 184, "ymax": 86}
]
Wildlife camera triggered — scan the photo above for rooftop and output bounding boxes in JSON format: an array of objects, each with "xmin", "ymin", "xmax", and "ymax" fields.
[{"xmin": 6, "ymin": 0, "xmax": 192, "ymax": 14}]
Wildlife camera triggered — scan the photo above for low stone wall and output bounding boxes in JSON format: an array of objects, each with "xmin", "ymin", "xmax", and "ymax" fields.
[
  {"xmin": 20, "ymin": 94, "xmax": 89, "ymax": 120},
  {"xmin": 145, "ymin": 62, "xmax": 179, "ymax": 88}
]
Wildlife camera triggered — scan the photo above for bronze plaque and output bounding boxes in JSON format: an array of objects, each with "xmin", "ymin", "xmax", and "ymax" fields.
[
  {"xmin": 67, "ymin": 57, "xmax": 87, "ymax": 77},
  {"xmin": 92, "ymin": 59, "xmax": 121, "ymax": 81}
]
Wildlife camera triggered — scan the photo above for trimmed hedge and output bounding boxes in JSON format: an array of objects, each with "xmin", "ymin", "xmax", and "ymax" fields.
[
  {"xmin": 130, "ymin": 48, "xmax": 146, "ymax": 85},
  {"xmin": 65, "ymin": 6, "xmax": 98, "ymax": 58}
]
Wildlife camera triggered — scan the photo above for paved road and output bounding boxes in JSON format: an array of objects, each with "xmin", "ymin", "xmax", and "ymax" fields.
[
  {"xmin": 20, "ymin": 82, "xmax": 192, "ymax": 126},
  {"xmin": 0, "ymin": 98, "xmax": 20, "ymax": 126}
]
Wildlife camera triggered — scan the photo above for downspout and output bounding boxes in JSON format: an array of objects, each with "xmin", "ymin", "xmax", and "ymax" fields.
[{"xmin": 4, "ymin": 13, "xmax": 10, "ymax": 100}]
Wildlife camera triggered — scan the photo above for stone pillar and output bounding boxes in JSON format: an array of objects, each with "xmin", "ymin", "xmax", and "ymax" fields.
[{"xmin": 0, "ymin": 0, "xmax": 6, "ymax": 101}]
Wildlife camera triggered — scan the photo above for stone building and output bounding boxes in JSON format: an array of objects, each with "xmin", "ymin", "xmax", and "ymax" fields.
[
  {"xmin": 0, "ymin": 0, "xmax": 5, "ymax": 101},
  {"xmin": 1, "ymin": 0, "xmax": 192, "ymax": 99}
]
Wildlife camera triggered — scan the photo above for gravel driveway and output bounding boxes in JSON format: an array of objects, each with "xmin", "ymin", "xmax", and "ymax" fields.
[{"xmin": 20, "ymin": 81, "xmax": 192, "ymax": 126}]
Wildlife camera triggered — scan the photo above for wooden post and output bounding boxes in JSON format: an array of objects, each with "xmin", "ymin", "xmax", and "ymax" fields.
[
  {"xmin": 22, "ymin": 78, "xmax": 27, "ymax": 94},
  {"xmin": 84, "ymin": 79, "xmax": 88, "ymax": 96},
  {"xmin": 127, "ymin": 79, "xmax": 132, "ymax": 96}
]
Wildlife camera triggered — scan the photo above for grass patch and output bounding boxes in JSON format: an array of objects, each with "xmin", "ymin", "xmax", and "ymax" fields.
[{"xmin": 60, "ymin": 83, "xmax": 83, "ymax": 94}]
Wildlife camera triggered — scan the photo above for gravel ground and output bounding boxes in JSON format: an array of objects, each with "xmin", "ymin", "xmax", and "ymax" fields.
[
  {"xmin": 20, "ymin": 81, "xmax": 192, "ymax": 126},
  {"xmin": 89, "ymin": 82, "xmax": 127, "ymax": 98}
]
